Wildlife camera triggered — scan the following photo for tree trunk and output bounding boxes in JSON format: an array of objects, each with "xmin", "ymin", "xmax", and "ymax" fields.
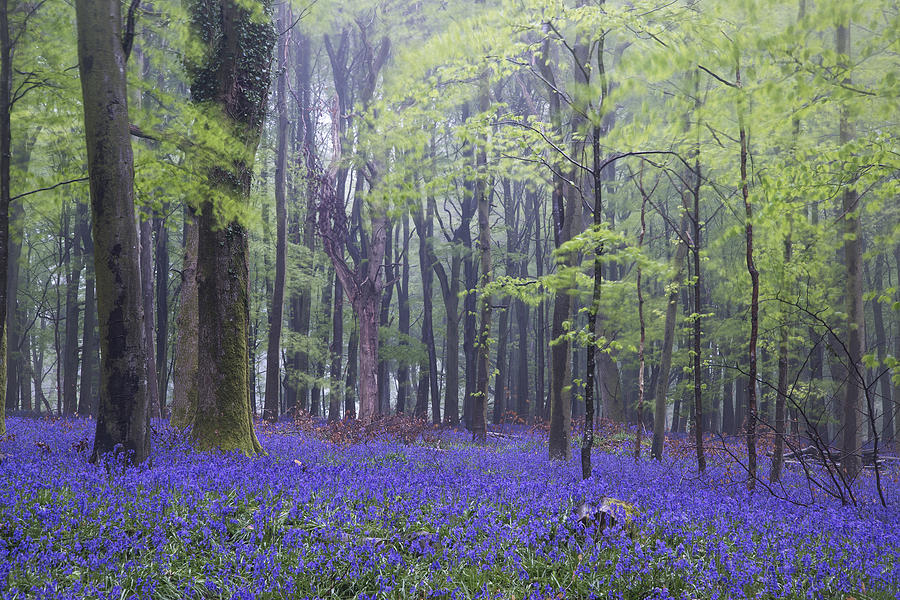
[
  {"xmin": 837, "ymin": 21, "xmax": 863, "ymax": 480},
  {"xmin": 377, "ymin": 222, "xmax": 395, "ymax": 414},
  {"xmin": 651, "ymin": 213, "xmax": 689, "ymax": 460},
  {"xmin": 139, "ymin": 217, "xmax": 159, "ymax": 419},
  {"xmin": 690, "ymin": 132, "xmax": 705, "ymax": 472},
  {"xmin": 345, "ymin": 319, "xmax": 358, "ymax": 418},
  {"xmin": 171, "ymin": 207, "xmax": 198, "ymax": 428},
  {"xmin": 63, "ymin": 203, "xmax": 84, "ymax": 415},
  {"xmin": 263, "ymin": 8, "xmax": 289, "ymax": 421},
  {"xmin": 188, "ymin": 0, "xmax": 274, "ymax": 454},
  {"xmin": 154, "ymin": 215, "xmax": 170, "ymax": 407},
  {"xmin": 396, "ymin": 214, "xmax": 411, "ymax": 414},
  {"xmin": 871, "ymin": 253, "xmax": 892, "ymax": 445},
  {"xmin": 78, "ymin": 216, "xmax": 99, "ymax": 416},
  {"xmin": 472, "ymin": 112, "xmax": 490, "ymax": 443},
  {"xmin": 738, "ymin": 63, "xmax": 759, "ymax": 489},
  {"xmin": 414, "ymin": 193, "xmax": 441, "ymax": 423},
  {"xmin": 770, "ymin": 226, "xmax": 792, "ymax": 482},
  {"xmin": 76, "ymin": 0, "xmax": 149, "ymax": 463},
  {"xmin": 328, "ymin": 275, "xmax": 344, "ymax": 421}
]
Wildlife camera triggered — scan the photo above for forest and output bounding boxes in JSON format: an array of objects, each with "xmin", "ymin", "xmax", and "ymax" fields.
[{"xmin": 0, "ymin": 0, "xmax": 898, "ymax": 598}]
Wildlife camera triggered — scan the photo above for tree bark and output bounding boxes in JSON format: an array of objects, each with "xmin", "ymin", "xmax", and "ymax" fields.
[
  {"xmin": 396, "ymin": 214, "xmax": 411, "ymax": 414},
  {"xmin": 837, "ymin": 21, "xmax": 863, "ymax": 480},
  {"xmin": 154, "ymin": 215, "xmax": 170, "ymax": 406},
  {"xmin": 473, "ymin": 103, "xmax": 491, "ymax": 443},
  {"xmin": 651, "ymin": 213, "xmax": 689, "ymax": 460},
  {"xmin": 171, "ymin": 206, "xmax": 198, "ymax": 428},
  {"xmin": 770, "ymin": 226, "xmax": 792, "ymax": 482},
  {"xmin": 187, "ymin": 0, "xmax": 274, "ymax": 455},
  {"xmin": 63, "ymin": 203, "xmax": 84, "ymax": 415},
  {"xmin": 78, "ymin": 215, "xmax": 99, "ymax": 416},
  {"xmin": 75, "ymin": 0, "xmax": 150, "ymax": 463},
  {"xmin": 871, "ymin": 253, "xmax": 893, "ymax": 445},
  {"xmin": 328, "ymin": 274, "xmax": 343, "ymax": 421},
  {"xmin": 263, "ymin": 7, "xmax": 289, "ymax": 421},
  {"xmin": 738, "ymin": 63, "xmax": 759, "ymax": 489}
]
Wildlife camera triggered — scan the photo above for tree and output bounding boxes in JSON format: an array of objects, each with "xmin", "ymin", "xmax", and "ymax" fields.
[
  {"xmin": 186, "ymin": 0, "xmax": 275, "ymax": 455},
  {"xmin": 263, "ymin": 2, "xmax": 290, "ymax": 422},
  {"xmin": 75, "ymin": 0, "xmax": 150, "ymax": 463}
]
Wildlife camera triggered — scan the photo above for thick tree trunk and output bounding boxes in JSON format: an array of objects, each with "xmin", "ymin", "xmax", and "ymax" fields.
[
  {"xmin": 75, "ymin": 0, "xmax": 149, "ymax": 463},
  {"xmin": 651, "ymin": 213, "xmax": 689, "ymax": 460},
  {"xmin": 187, "ymin": 0, "xmax": 273, "ymax": 454},
  {"xmin": 355, "ymin": 287, "xmax": 381, "ymax": 420},
  {"xmin": 171, "ymin": 207, "xmax": 198, "ymax": 428},
  {"xmin": 194, "ymin": 216, "xmax": 260, "ymax": 454},
  {"xmin": 263, "ymin": 9, "xmax": 289, "ymax": 421}
]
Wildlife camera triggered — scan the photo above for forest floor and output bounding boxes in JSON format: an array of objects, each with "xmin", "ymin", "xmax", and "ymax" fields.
[{"xmin": 0, "ymin": 416, "xmax": 898, "ymax": 600}]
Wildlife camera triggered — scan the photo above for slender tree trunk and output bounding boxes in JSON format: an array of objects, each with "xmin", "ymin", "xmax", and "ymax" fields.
[
  {"xmin": 18, "ymin": 307, "xmax": 29, "ymax": 412},
  {"xmin": 837, "ymin": 21, "xmax": 863, "ymax": 480},
  {"xmin": 328, "ymin": 274, "xmax": 344, "ymax": 421},
  {"xmin": 396, "ymin": 214, "xmax": 411, "ymax": 414},
  {"xmin": 534, "ymin": 191, "xmax": 546, "ymax": 422},
  {"xmin": 345, "ymin": 318, "xmax": 358, "ymax": 418},
  {"xmin": 738, "ymin": 63, "xmax": 759, "ymax": 489},
  {"xmin": 651, "ymin": 213, "xmax": 689, "ymax": 460},
  {"xmin": 770, "ymin": 226, "xmax": 792, "ymax": 482},
  {"xmin": 63, "ymin": 203, "xmax": 85, "ymax": 415},
  {"xmin": 263, "ymin": 8, "xmax": 289, "ymax": 421},
  {"xmin": 377, "ymin": 222, "xmax": 395, "ymax": 414},
  {"xmin": 473, "ymin": 112, "xmax": 490, "ymax": 443},
  {"xmin": 155, "ymin": 216, "xmax": 170, "ymax": 406},
  {"xmin": 414, "ymin": 193, "xmax": 441, "ymax": 423},
  {"xmin": 311, "ymin": 271, "xmax": 332, "ymax": 418},
  {"xmin": 78, "ymin": 215, "xmax": 99, "ymax": 416},
  {"xmin": 691, "ymin": 146, "xmax": 705, "ymax": 472},
  {"xmin": 871, "ymin": 253, "xmax": 892, "ymax": 445},
  {"xmin": 634, "ymin": 198, "xmax": 647, "ymax": 459},
  {"xmin": 76, "ymin": 0, "xmax": 149, "ymax": 462}
]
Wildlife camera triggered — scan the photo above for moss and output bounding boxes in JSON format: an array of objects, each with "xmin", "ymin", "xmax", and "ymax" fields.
[{"xmin": 191, "ymin": 223, "xmax": 260, "ymax": 457}]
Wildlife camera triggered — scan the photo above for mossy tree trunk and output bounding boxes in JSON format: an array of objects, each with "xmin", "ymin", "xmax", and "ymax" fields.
[
  {"xmin": 186, "ymin": 0, "xmax": 274, "ymax": 455},
  {"xmin": 75, "ymin": 0, "xmax": 150, "ymax": 464},
  {"xmin": 171, "ymin": 207, "xmax": 198, "ymax": 428}
]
